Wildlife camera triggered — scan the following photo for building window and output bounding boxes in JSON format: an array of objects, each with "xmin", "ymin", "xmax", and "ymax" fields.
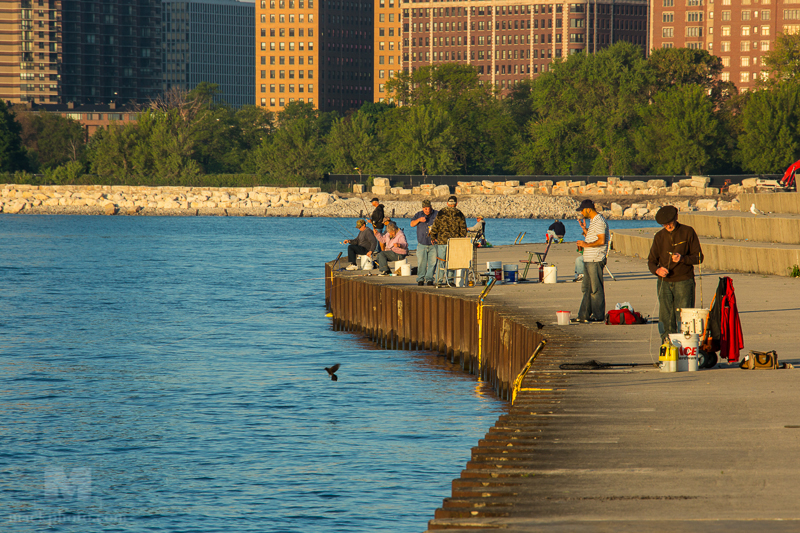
[
  {"xmin": 279, "ymin": 98, "xmax": 285, "ymax": 106},
  {"xmin": 741, "ymin": 56, "xmax": 750, "ymax": 66},
  {"xmin": 686, "ymin": 26, "xmax": 703, "ymax": 37},
  {"xmin": 261, "ymin": 84, "xmax": 267, "ymax": 93},
  {"xmin": 687, "ymin": 11, "xmax": 703, "ymax": 21},
  {"xmin": 308, "ymin": 84, "xmax": 314, "ymax": 93},
  {"xmin": 762, "ymin": 40, "xmax": 770, "ymax": 51},
  {"xmin": 379, "ymin": 84, "xmax": 385, "ymax": 92},
  {"xmin": 741, "ymin": 40, "xmax": 751, "ymax": 51},
  {"xmin": 662, "ymin": 27, "xmax": 674, "ymax": 37},
  {"xmin": 279, "ymin": 84, "xmax": 285, "ymax": 92},
  {"xmin": 379, "ymin": 70, "xmax": 385, "ymax": 78},
  {"xmin": 740, "ymin": 72, "xmax": 750, "ymax": 83},
  {"xmin": 762, "ymin": 10, "xmax": 771, "ymax": 20},
  {"xmin": 742, "ymin": 26, "xmax": 751, "ymax": 36},
  {"xmin": 270, "ymin": 84, "xmax": 276, "ymax": 92},
  {"xmin": 261, "ymin": 98, "xmax": 267, "ymax": 107},
  {"xmin": 270, "ymin": 98, "xmax": 276, "ymax": 106},
  {"xmin": 663, "ymin": 12, "xmax": 674, "ymax": 22},
  {"xmin": 721, "ymin": 25, "xmax": 731, "ymax": 35},
  {"xmin": 289, "ymin": 84, "xmax": 294, "ymax": 93}
]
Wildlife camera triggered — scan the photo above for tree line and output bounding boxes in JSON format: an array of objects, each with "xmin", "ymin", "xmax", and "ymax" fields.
[{"xmin": 2, "ymin": 37, "xmax": 800, "ymax": 187}]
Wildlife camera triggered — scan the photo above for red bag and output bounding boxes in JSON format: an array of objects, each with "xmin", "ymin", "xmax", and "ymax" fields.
[{"xmin": 605, "ymin": 309, "xmax": 647, "ymax": 325}]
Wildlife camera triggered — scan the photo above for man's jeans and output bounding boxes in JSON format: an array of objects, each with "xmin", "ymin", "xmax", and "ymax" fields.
[
  {"xmin": 416, "ymin": 244, "xmax": 437, "ymax": 283},
  {"xmin": 657, "ymin": 278, "xmax": 695, "ymax": 340},
  {"xmin": 376, "ymin": 250, "xmax": 404, "ymax": 273},
  {"xmin": 575, "ymin": 255, "xmax": 585, "ymax": 276},
  {"xmin": 347, "ymin": 244, "xmax": 369, "ymax": 264},
  {"xmin": 579, "ymin": 261, "xmax": 605, "ymax": 321},
  {"xmin": 435, "ymin": 244, "xmax": 448, "ymax": 284}
]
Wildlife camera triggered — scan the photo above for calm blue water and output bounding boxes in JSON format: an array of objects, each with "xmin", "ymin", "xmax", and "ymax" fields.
[{"xmin": 0, "ymin": 214, "xmax": 655, "ymax": 532}]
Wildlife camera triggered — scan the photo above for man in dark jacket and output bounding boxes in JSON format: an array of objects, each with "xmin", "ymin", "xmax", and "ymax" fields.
[
  {"xmin": 344, "ymin": 219, "xmax": 378, "ymax": 269},
  {"xmin": 647, "ymin": 205, "xmax": 703, "ymax": 341},
  {"xmin": 370, "ymin": 198, "xmax": 385, "ymax": 231},
  {"xmin": 428, "ymin": 196, "xmax": 467, "ymax": 285}
]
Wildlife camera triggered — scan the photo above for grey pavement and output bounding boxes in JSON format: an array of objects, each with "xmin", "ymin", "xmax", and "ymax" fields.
[{"xmin": 406, "ymin": 239, "xmax": 800, "ymax": 531}]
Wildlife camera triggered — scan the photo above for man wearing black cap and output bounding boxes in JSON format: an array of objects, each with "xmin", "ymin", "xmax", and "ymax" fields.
[
  {"xmin": 575, "ymin": 199, "xmax": 609, "ymax": 323},
  {"xmin": 648, "ymin": 205, "xmax": 703, "ymax": 341},
  {"xmin": 428, "ymin": 196, "xmax": 467, "ymax": 285},
  {"xmin": 410, "ymin": 199, "xmax": 438, "ymax": 286}
]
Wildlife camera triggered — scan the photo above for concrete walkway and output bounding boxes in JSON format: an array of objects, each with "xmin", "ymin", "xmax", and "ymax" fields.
[{"xmin": 417, "ymin": 238, "xmax": 800, "ymax": 531}]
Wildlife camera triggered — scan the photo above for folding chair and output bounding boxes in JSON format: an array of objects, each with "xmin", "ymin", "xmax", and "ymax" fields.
[
  {"xmin": 435, "ymin": 237, "xmax": 473, "ymax": 287},
  {"xmin": 603, "ymin": 233, "xmax": 616, "ymax": 281},
  {"xmin": 518, "ymin": 240, "xmax": 551, "ymax": 281}
]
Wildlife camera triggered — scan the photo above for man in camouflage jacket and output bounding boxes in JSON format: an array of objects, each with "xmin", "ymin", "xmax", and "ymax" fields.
[{"xmin": 428, "ymin": 196, "xmax": 467, "ymax": 284}]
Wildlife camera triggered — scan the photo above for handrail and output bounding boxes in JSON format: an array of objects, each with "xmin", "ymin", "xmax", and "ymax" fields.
[
  {"xmin": 511, "ymin": 340, "xmax": 547, "ymax": 404},
  {"xmin": 476, "ymin": 277, "xmax": 497, "ymax": 376}
]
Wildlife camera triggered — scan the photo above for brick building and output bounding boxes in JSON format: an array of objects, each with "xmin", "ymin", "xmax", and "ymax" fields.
[{"xmin": 650, "ymin": 0, "xmax": 797, "ymax": 90}]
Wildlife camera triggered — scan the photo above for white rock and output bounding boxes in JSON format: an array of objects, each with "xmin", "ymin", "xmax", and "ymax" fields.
[
  {"xmin": 433, "ymin": 185, "xmax": 450, "ymax": 196},
  {"xmin": 373, "ymin": 178, "xmax": 390, "ymax": 187}
]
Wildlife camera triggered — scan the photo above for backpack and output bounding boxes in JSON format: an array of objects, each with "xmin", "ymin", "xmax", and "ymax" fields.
[{"xmin": 605, "ymin": 309, "xmax": 647, "ymax": 325}]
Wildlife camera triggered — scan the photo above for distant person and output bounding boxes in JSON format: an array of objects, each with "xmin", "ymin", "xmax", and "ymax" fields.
[
  {"xmin": 429, "ymin": 196, "xmax": 467, "ymax": 285},
  {"xmin": 344, "ymin": 219, "xmax": 378, "ymax": 270},
  {"xmin": 374, "ymin": 221, "xmax": 409, "ymax": 276},
  {"xmin": 575, "ymin": 200, "xmax": 609, "ymax": 323},
  {"xmin": 369, "ymin": 197, "xmax": 386, "ymax": 252},
  {"xmin": 467, "ymin": 216, "xmax": 486, "ymax": 246},
  {"xmin": 648, "ymin": 205, "xmax": 703, "ymax": 341},
  {"xmin": 547, "ymin": 219, "xmax": 566, "ymax": 243},
  {"xmin": 410, "ymin": 199, "xmax": 438, "ymax": 286}
]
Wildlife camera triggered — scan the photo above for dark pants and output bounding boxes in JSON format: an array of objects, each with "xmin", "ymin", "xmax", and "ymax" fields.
[
  {"xmin": 579, "ymin": 261, "xmax": 605, "ymax": 321},
  {"xmin": 376, "ymin": 250, "xmax": 403, "ymax": 273},
  {"xmin": 657, "ymin": 278, "xmax": 695, "ymax": 341},
  {"xmin": 347, "ymin": 244, "xmax": 369, "ymax": 264}
]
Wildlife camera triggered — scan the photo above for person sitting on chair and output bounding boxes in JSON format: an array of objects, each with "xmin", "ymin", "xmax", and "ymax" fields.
[
  {"xmin": 344, "ymin": 219, "xmax": 378, "ymax": 270},
  {"xmin": 547, "ymin": 219, "xmax": 566, "ymax": 243},
  {"xmin": 467, "ymin": 216, "xmax": 486, "ymax": 246},
  {"xmin": 374, "ymin": 221, "xmax": 409, "ymax": 276}
]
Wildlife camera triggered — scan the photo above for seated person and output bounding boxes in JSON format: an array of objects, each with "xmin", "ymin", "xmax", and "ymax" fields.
[
  {"xmin": 374, "ymin": 221, "xmax": 409, "ymax": 276},
  {"xmin": 467, "ymin": 216, "xmax": 486, "ymax": 246},
  {"xmin": 344, "ymin": 219, "xmax": 378, "ymax": 270},
  {"xmin": 547, "ymin": 219, "xmax": 566, "ymax": 243}
]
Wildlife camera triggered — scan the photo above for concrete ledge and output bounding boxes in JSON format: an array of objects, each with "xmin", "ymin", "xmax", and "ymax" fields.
[
  {"xmin": 740, "ymin": 192, "xmax": 800, "ymax": 214},
  {"xmin": 678, "ymin": 212, "xmax": 800, "ymax": 245},
  {"xmin": 612, "ymin": 228, "xmax": 800, "ymax": 276}
]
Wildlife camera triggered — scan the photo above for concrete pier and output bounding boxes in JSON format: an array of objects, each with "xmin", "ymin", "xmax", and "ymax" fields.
[{"xmin": 326, "ymin": 224, "xmax": 800, "ymax": 531}]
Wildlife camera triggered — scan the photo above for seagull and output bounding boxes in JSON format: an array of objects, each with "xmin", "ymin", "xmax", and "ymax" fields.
[
  {"xmin": 325, "ymin": 364, "xmax": 340, "ymax": 381},
  {"xmin": 750, "ymin": 203, "xmax": 765, "ymax": 216},
  {"xmin": 536, "ymin": 321, "xmax": 545, "ymax": 330}
]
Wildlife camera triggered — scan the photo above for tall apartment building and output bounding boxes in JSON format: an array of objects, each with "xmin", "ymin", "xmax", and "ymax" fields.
[
  {"xmin": 255, "ymin": 0, "xmax": 373, "ymax": 114},
  {"xmin": 163, "ymin": 0, "xmax": 255, "ymax": 108},
  {"xmin": 651, "ymin": 0, "xmax": 794, "ymax": 89},
  {"xmin": 0, "ymin": 1, "xmax": 162, "ymax": 106},
  {"xmin": 392, "ymin": 0, "xmax": 648, "ymax": 99}
]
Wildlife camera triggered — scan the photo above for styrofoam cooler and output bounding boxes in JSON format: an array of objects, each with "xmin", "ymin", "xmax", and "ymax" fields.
[
  {"xmin": 487, "ymin": 261, "xmax": 502, "ymax": 281},
  {"xmin": 503, "ymin": 264, "xmax": 518, "ymax": 284},
  {"xmin": 679, "ymin": 308, "xmax": 709, "ymax": 335},
  {"xmin": 556, "ymin": 311, "xmax": 570, "ymax": 325},
  {"xmin": 669, "ymin": 333, "xmax": 699, "ymax": 372},
  {"xmin": 543, "ymin": 265, "xmax": 557, "ymax": 284}
]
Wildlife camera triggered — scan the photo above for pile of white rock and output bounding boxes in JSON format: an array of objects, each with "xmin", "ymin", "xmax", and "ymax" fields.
[{"xmin": 0, "ymin": 184, "xmax": 336, "ymax": 215}]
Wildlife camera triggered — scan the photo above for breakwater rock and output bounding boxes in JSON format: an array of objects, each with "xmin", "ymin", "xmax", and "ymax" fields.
[{"xmin": 0, "ymin": 184, "xmax": 740, "ymax": 219}]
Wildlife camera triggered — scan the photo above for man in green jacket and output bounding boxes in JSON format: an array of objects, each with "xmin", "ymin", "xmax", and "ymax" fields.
[{"xmin": 648, "ymin": 205, "xmax": 703, "ymax": 341}]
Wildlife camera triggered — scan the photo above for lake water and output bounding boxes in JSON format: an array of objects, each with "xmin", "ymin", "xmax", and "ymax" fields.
[{"xmin": 0, "ymin": 214, "xmax": 656, "ymax": 532}]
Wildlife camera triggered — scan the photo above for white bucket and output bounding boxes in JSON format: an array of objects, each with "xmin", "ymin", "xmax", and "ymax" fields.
[
  {"xmin": 400, "ymin": 264, "xmax": 412, "ymax": 276},
  {"xmin": 679, "ymin": 308, "xmax": 709, "ymax": 335},
  {"xmin": 358, "ymin": 255, "xmax": 374, "ymax": 270},
  {"xmin": 669, "ymin": 333, "xmax": 699, "ymax": 372},
  {"xmin": 453, "ymin": 269, "xmax": 467, "ymax": 287},
  {"xmin": 503, "ymin": 264, "xmax": 518, "ymax": 284},
  {"xmin": 556, "ymin": 310, "xmax": 570, "ymax": 326},
  {"xmin": 543, "ymin": 265, "xmax": 557, "ymax": 284}
]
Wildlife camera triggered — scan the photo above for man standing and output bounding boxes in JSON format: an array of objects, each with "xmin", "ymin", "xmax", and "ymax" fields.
[
  {"xmin": 648, "ymin": 205, "xmax": 703, "ymax": 341},
  {"xmin": 410, "ymin": 199, "xmax": 438, "ymax": 286},
  {"xmin": 428, "ymin": 195, "xmax": 467, "ymax": 285},
  {"xmin": 575, "ymin": 200, "xmax": 609, "ymax": 323},
  {"xmin": 344, "ymin": 219, "xmax": 378, "ymax": 270},
  {"xmin": 369, "ymin": 197, "xmax": 386, "ymax": 252},
  {"xmin": 374, "ymin": 221, "xmax": 409, "ymax": 276}
]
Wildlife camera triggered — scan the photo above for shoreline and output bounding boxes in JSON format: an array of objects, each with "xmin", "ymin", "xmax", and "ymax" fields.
[{"xmin": 1, "ymin": 184, "xmax": 740, "ymax": 220}]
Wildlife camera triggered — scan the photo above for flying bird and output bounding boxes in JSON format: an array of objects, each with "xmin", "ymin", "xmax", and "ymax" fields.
[
  {"xmin": 536, "ymin": 321, "xmax": 545, "ymax": 330},
  {"xmin": 750, "ymin": 203, "xmax": 765, "ymax": 216},
  {"xmin": 325, "ymin": 364, "xmax": 341, "ymax": 381}
]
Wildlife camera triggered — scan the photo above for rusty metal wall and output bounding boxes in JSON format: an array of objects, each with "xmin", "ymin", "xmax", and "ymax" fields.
[{"xmin": 325, "ymin": 264, "xmax": 543, "ymax": 401}]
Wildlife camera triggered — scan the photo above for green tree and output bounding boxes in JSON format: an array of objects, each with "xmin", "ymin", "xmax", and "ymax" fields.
[
  {"xmin": 326, "ymin": 112, "xmax": 385, "ymax": 175},
  {"xmin": 387, "ymin": 104, "xmax": 457, "ymax": 176},
  {"xmin": 0, "ymin": 101, "xmax": 28, "ymax": 172},
  {"xmin": 648, "ymin": 47, "xmax": 723, "ymax": 90},
  {"xmin": 634, "ymin": 84, "xmax": 721, "ymax": 175},
  {"xmin": 253, "ymin": 117, "xmax": 326, "ymax": 181},
  {"xmin": 760, "ymin": 32, "xmax": 800, "ymax": 84},
  {"xmin": 737, "ymin": 82, "xmax": 800, "ymax": 173}
]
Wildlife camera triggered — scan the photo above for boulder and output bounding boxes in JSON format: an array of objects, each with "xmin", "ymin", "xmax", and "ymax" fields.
[
  {"xmin": 623, "ymin": 207, "xmax": 636, "ymax": 218},
  {"xmin": 352, "ymin": 184, "xmax": 364, "ymax": 194},
  {"xmin": 371, "ymin": 186, "xmax": 388, "ymax": 196},
  {"xmin": 636, "ymin": 208, "xmax": 649, "ymax": 217},
  {"xmin": 505, "ymin": 180, "xmax": 520, "ymax": 187},
  {"xmin": 373, "ymin": 177, "xmax": 390, "ymax": 187},
  {"xmin": 695, "ymin": 199, "xmax": 717, "ymax": 211},
  {"xmin": 610, "ymin": 203, "xmax": 624, "ymax": 217},
  {"xmin": 691, "ymin": 176, "xmax": 711, "ymax": 187},
  {"xmin": 104, "ymin": 203, "xmax": 117, "ymax": 215},
  {"xmin": 433, "ymin": 185, "xmax": 450, "ymax": 196},
  {"xmin": 647, "ymin": 179, "xmax": 666, "ymax": 188},
  {"xmin": 482, "ymin": 180, "xmax": 494, "ymax": 188}
]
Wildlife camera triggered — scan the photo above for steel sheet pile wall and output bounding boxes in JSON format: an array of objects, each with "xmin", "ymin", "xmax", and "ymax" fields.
[{"xmin": 325, "ymin": 264, "xmax": 543, "ymax": 400}]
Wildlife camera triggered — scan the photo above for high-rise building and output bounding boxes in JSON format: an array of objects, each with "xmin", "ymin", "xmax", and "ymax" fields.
[
  {"xmin": 0, "ymin": 1, "xmax": 162, "ymax": 106},
  {"xmin": 163, "ymin": 0, "xmax": 255, "ymax": 108},
  {"xmin": 650, "ymin": 0, "xmax": 792, "ymax": 90},
  {"xmin": 256, "ymin": 0, "xmax": 373, "ymax": 113}
]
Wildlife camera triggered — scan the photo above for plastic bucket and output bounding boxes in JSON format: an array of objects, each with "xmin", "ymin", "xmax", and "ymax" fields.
[
  {"xmin": 358, "ymin": 255, "xmax": 373, "ymax": 270},
  {"xmin": 487, "ymin": 261, "xmax": 503, "ymax": 281},
  {"xmin": 679, "ymin": 308, "xmax": 709, "ymax": 335},
  {"xmin": 669, "ymin": 333, "xmax": 699, "ymax": 372},
  {"xmin": 556, "ymin": 310, "xmax": 570, "ymax": 326},
  {"xmin": 400, "ymin": 264, "xmax": 412, "ymax": 276},
  {"xmin": 543, "ymin": 265, "xmax": 557, "ymax": 284},
  {"xmin": 453, "ymin": 269, "xmax": 467, "ymax": 288},
  {"xmin": 503, "ymin": 264, "xmax": 518, "ymax": 284}
]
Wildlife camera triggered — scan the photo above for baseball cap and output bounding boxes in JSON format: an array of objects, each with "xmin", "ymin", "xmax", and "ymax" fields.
[
  {"xmin": 576, "ymin": 199, "xmax": 595, "ymax": 212},
  {"xmin": 421, "ymin": 199, "xmax": 432, "ymax": 207}
]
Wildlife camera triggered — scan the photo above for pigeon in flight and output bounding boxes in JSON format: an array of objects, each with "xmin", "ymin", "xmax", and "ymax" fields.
[
  {"xmin": 750, "ymin": 203, "xmax": 765, "ymax": 216},
  {"xmin": 536, "ymin": 321, "xmax": 545, "ymax": 330},
  {"xmin": 325, "ymin": 364, "xmax": 341, "ymax": 381}
]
